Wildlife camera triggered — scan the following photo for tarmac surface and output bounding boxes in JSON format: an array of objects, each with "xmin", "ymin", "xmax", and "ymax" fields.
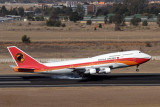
[{"xmin": 1, "ymin": 73, "xmax": 160, "ymax": 87}]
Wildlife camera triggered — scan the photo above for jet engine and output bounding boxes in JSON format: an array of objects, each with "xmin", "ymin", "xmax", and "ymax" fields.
[
  {"xmin": 99, "ymin": 67, "xmax": 111, "ymax": 74},
  {"xmin": 84, "ymin": 68, "xmax": 96, "ymax": 74}
]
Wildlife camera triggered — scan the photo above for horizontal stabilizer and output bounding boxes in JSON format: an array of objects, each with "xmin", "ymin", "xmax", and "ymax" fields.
[
  {"xmin": 17, "ymin": 68, "xmax": 35, "ymax": 70},
  {"xmin": 14, "ymin": 67, "xmax": 35, "ymax": 72}
]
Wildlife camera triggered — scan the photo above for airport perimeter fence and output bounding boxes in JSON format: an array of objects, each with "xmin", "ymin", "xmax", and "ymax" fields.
[{"xmin": 0, "ymin": 56, "xmax": 159, "ymax": 63}]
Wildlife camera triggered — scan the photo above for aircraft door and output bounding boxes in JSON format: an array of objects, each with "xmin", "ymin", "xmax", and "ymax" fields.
[{"xmin": 116, "ymin": 56, "xmax": 119, "ymax": 63}]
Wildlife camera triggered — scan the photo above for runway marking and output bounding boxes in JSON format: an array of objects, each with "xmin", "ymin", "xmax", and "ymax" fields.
[{"xmin": 0, "ymin": 81, "xmax": 30, "ymax": 84}]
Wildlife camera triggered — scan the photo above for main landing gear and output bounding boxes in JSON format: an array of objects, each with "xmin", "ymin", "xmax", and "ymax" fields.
[{"xmin": 136, "ymin": 65, "xmax": 139, "ymax": 72}]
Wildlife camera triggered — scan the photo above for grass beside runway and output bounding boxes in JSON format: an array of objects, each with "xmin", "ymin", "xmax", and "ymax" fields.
[{"xmin": 0, "ymin": 87, "xmax": 160, "ymax": 107}]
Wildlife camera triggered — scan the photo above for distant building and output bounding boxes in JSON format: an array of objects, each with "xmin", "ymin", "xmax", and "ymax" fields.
[
  {"xmin": 66, "ymin": 1, "xmax": 78, "ymax": 7},
  {"xmin": 66, "ymin": 1, "xmax": 78, "ymax": 12},
  {"xmin": 81, "ymin": 16, "xmax": 105, "ymax": 24},
  {"xmin": 52, "ymin": 5, "xmax": 63, "ymax": 9},
  {"xmin": 0, "ymin": 17, "xmax": 11, "ymax": 22},
  {"xmin": 83, "ymin": 4, "xmax": 96, "ymax": 15},
  {"xmin": 24, "ymin": 11, "xmax": 35, "ymax": 15},
  {"xmin": 6, "ymin": 15, "xmax": 21, "ymax": 20},
  {"xmin": 0, "ymin": 15, "xmax": 21, "ymax": 22},
  {"xmin": 11, "ymin": 0, "xmax": 17, "ymax": 3},
  {"xmin": 52, "ymin": 2, "xmax": 58, "ymax": 6},
  {"xmin": 96, "ymin": 1, "xmax": 114, "ymax": 7},
  {"xmin": 98, "ymin": 2, "xmax": 105, "ymax": 5},
  {"xmin": 52, "ymin": 2, "xmax": 63, "ymax": 9},
  {"xmin": 42, "ymin": 4, "xmax": 48, "ymax": 11},
  {"xmin": 149, "ymin": 1, "xmax": 160, "ymax": 4}
]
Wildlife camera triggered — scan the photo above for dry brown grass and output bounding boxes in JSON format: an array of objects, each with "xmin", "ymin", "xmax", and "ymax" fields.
[
  {"xmin": 1, "ymin": 40, "xmax": 160, "ymax": 59},
  {"xmin": 0, "ymin": 21, "xmax": 160, "ymax": 42},
  {"xmin": 0, "ymin": 21, "xmax": 160, "ymax": 58},
  {"xmin": 1, "ymin": 30, "xmax": 160, "ymax": 42},
  {"xmin": 1, "ymin": 87, "xmax": 160, "ymax": 107}
]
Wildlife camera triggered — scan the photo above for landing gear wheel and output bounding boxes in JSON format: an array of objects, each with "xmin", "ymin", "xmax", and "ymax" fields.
[
  {"xmin": 136, "ymin": 65, "xmax": 139, "ymax": 72},
  {"xmin": 136, "ymin": 68, "xmax": 139, "ymax": 72}
]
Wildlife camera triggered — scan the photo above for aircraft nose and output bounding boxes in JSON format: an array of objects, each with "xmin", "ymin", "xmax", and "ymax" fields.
[{"xmin": 144, "ymin": 53, "xmax": 152, "ymax": 60}]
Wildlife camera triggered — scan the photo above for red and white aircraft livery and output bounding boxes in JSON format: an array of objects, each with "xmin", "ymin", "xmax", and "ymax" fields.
[{"xmin": 8, "ymin": 46, "xmax": 151, "ymax": 76}]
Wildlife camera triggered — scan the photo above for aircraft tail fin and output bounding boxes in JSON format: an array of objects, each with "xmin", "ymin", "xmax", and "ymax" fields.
[{"xmin": 7, "ymin": 46, "xmax": 46, "ymax": 69}]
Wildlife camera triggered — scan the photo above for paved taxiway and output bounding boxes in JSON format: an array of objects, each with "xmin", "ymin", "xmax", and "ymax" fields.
[{"xmin": 1, "ymin": 73, "xmax": 160, "ymax": 87}]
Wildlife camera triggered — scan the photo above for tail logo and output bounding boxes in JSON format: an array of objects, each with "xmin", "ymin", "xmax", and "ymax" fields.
[{"xmin": 15, "ymin": 53, "xmax": 26, "ymax": 63}]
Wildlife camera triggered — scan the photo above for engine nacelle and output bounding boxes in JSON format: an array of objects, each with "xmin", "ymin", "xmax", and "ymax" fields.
[
  {"xmin": 85, "ymin": 68, "xmax": 96, "ymax": 74},
  {"xmin": 99, "ymin": 67, "xmax": 111, "ymax": 74}
]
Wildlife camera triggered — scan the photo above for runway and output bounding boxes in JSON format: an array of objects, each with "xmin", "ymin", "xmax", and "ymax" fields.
[{"xmin": 1, "ymin": 73, "xmax": 160, "ymax": 87}]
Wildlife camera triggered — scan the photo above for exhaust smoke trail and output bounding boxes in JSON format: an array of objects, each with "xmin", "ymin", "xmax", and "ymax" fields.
[{"xmin": 51, "ymin": 75, "xmax": 82, "ymax": 80}]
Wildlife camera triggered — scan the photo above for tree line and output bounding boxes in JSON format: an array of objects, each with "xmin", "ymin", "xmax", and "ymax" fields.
[
  {"xmin": 96, "ymin": 0, "xmax": 160, "ymax": 16},
  {"xmin": 95, "ymin": 0, "xmax": 160, "ymax": 30},
  {"xmin": 1, "ymin": 0, "xmax": 160, "ymax": 19},
  {"xmin": 1, "ymin": 0, "xmax": 160, "ymax": 28},
  {"xmin": 0, "ymin": 0, "xmax": 124, "ymax": 3},
  {"xmin": 0, "ymin": 6, "xmax": 24, "ymax": 16}
]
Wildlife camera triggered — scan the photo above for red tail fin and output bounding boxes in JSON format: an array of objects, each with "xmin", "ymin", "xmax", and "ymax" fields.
[{"xmin": 7, "ymin": 46, "xmax": 46, "ymax": 69}]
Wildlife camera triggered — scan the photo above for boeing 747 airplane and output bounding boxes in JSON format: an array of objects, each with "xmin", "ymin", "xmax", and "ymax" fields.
[{"xmin": 8, "ymin": 46, "xmax": 151, "ymax": 77}]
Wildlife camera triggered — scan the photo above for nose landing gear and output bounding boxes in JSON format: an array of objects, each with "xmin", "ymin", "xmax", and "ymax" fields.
[{"xmin": 136, "ymin": 65, "xmax": 139, "ymax": 72}]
